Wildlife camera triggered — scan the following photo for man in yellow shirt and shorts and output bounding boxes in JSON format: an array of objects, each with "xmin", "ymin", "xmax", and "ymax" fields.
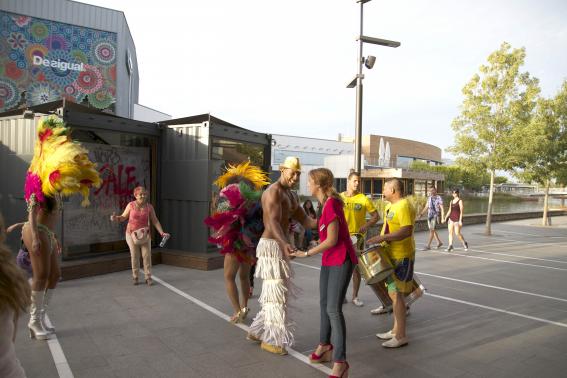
[
  {"xmin": 367, "ymin": 178, "xmax": 415, "ymax": 348},
  {"xmin": 340, "ymin": 172, "xmax": 379, "ymax": 307}
]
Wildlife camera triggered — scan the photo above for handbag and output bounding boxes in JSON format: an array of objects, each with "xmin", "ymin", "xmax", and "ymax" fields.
[
  {"xmin": 131, "ymin": 207, "xmax": 151, "ymax": 246},
  {"xmin": 16, "ymin": 242, "xmax": 33, "ymax": 276}
]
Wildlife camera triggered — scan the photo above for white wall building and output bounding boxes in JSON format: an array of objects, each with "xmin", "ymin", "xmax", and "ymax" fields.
[
  {"xmin": 271, "ymin": 134, "xmax": 353, "ymax": 196},
  {"xmin": 133, "ymin": 104, "xmax": 172, "ymax": 123}
]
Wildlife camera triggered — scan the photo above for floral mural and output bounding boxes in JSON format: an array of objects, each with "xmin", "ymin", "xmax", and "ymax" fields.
[{"xmin": 0, "ymin": 11, "xmax": 117, "ymax": 112}]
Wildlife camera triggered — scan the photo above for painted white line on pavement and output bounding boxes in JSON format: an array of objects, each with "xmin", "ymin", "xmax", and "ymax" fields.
[
  {"xmin": 151, "ymin": 275, "xmax": 332, "ymax": 376},
  {"xmin": 417, "ymin": 236, "xmax": 567, "ymax": 258},
  {"xmin": 473, "ymin": 236, "xmax": 567, "ymax": 248},
  {"xmin": 470, "ymin": 240, "xmax": 544, "ymax": 249},
  {"xmin": 415, "ymin": 271, "xmax": 567, "ymax": 303},
  {"xmin": 45, "ymin": 315, "xmax": 74, "ymax": 378},
  {"xmin": 425, "ymin": 292, "xmax": 567, "ymax": 329},
  {"xmin": 468, "ymin": 248, "xmax": 567, "ymax": 265},
  {"xmin": 427, "ymin": 249, "xmax": 567, "ymax": 272},
  {"xmin": 292, "ymin": 262, "xmax": 567, "ymax": 329},
  {"xmin": 493, "ymin": 229, "xmax": 567, "ymax": 239}
]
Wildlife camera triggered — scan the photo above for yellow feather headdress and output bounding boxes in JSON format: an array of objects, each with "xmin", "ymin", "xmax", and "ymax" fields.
[
  {"xmin": 25, "ymin": 116, "xmax": 101, "ymax": 207},
  {"xmin": 214, "ymin": 161, "xmax": 270, "ymax": 190}
]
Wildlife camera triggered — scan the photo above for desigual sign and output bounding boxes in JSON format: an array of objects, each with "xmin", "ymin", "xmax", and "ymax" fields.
[
  {"xmin": 32, "ymin": 56, "xmax": 85, "ymax": 72},
  {"xmin": 0, "ymin": 11, "xmax": 117, "ymax": 112}
]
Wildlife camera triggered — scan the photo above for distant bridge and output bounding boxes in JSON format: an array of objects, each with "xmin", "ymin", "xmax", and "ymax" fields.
[{"xmin": 524, "ymin": 192, "xmax": 567, "ymax": 199}]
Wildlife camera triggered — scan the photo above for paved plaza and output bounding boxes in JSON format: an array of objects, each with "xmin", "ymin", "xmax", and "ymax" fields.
[{"xmin": 14, "ymin": 217, "xmax": 567, "ymax": 377}]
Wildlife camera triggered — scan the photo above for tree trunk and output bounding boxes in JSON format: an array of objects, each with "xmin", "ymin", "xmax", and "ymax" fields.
[
  {"xmin": 542, "ymin": 179, "xmax": 550, "ymax": 226},
  {"xmin": 485, "ymin": 170, "xmax": 495, "ymax": 236}
]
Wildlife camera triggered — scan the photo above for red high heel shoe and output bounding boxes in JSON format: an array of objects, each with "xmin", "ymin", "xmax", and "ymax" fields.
[
  {"xmin": 329, "ymin": 361, "xmax": 349, "ymax": 378},
  {"xmin": 309, "ymin": 343, "xmax": 333, "ymax": 363}
]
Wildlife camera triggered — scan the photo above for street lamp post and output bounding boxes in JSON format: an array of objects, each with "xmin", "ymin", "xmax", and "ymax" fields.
[{"xmin": 348, "ymin": 0, "xmax": 400, "ymax": 174}]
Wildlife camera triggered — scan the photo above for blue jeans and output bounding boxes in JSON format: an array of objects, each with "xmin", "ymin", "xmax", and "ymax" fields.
[{"xmin": 319, "ymin": 259, "xmax": 354, "ymax": 362}]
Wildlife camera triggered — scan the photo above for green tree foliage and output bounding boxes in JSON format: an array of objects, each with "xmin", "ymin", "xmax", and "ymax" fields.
[
  {"xmin": 494, "ymin": 176, "xmax": 509, "ymax": 185},
  {"xmin": 409, "ymin": 161, "xmax": 506, "ymax": 191},
  {"xmin": 448, "ymin": 42, "xmax": 540, "ymax": 235},
  {"xmin": 514, "ymin": 80, "xmax": 567, "ymax": 225}
]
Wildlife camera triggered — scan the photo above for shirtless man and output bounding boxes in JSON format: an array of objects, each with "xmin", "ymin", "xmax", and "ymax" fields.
[{"xmin": 247, "ymin": 156, "xmax": 317, "ymax": 355}]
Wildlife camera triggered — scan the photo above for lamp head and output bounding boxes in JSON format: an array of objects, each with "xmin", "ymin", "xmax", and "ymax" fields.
[{"xmin": 365, "ymin": 55, "xmax": 376, "ymax": 69}]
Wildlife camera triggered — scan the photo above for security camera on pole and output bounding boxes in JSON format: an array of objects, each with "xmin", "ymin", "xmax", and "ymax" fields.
[{"xmin": 346, "ymin": 0, "xmax": 400, "ymax": 174}]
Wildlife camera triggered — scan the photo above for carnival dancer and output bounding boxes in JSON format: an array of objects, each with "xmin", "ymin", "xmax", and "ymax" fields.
[
  {"xmin": 246, "ymin": 157, "xmax": 316, "ymax": 355},
  {"xmin": 205, "ymin": 162, "xmax": 270, "ymax": 323},
  {"xmin": 292, "ymin": 168, "xmax": 357, "ymax": 378},
  {"xmin": 367, "ymin": 179, "xmax": 415, "ymax": 348},
  {"xmin": 340, "ymin": 171, "xmax": 379, "ymax": 307},
  {"xmin": 22, "ymin": 116, "xmax": 101, "ymax": 340}
]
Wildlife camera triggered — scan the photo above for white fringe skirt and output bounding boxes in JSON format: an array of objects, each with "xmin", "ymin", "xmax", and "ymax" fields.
[{"xmin": 249, "ymin": 238, "xmax": 296, "ymax": 348}]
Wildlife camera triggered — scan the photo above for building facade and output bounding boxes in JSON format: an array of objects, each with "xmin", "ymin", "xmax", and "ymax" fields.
[
  {"xmin": 271, "ymin": 133, "xmax": 353, "ymax": 196},
  {"xmin": 272, "ymin": 133, "xmax": 444, "ymax": 197},
  {"xmin": 0, "ymin": 0, "xmax": 139, "ymax": 117},
  {"xmin": 339, "ymin": 134, "xmax": 443, "ymax": 168}
]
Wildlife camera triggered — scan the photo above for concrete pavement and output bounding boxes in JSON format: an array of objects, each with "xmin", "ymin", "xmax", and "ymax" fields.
[{"xmin": 14, "ymin": 216, "xmax": 567, "ymax": 377}]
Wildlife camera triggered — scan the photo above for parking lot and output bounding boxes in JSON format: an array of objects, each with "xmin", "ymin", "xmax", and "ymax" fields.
[{"xmin": 15, "ymin": 217, "xmax": 567, "ymax": 377}]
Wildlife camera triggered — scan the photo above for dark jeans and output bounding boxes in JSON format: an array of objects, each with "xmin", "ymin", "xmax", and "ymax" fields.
[{"xmin": 319, "ymin": 259, "xmax": 354, "ymax": 362}]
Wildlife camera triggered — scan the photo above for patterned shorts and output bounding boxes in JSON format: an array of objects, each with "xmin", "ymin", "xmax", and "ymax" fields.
[{"xmin": 386, "ymin": 257, "xmax": 414, "ymax": 294}]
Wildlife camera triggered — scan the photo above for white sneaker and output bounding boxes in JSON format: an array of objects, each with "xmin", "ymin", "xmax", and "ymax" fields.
[
  {"xmin": 376, "ymin": 330, "xmax": 394, "ymax": 340},
  {"xmin": 382, "ymin": 336, "xmax": 408, "ymax": 348},
  {"xmin": 352, "ymin": 297, "xmax": 364, "ymax": 307},
  {"xmin": 370, "ymin": 306, "xmax": 393, "ymax": 315}
]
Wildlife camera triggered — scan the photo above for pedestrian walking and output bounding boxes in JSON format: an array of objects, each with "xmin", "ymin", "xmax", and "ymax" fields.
[
  {"xmin": 443, "ymin": 188, "xmax": 469, "ymax": 252},
  {"xmin": 418, "ymin": 186, "xmax": 444, "ymax": 250}
]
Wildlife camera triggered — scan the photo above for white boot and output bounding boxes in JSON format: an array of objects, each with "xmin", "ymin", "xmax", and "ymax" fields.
[
  {"xmin": 41, "ymin": 289, "xmax": 55, "ymax": 334},
  {"xmin": 29, "ymin": 290, "xmax": 50, "ymax": 340}
]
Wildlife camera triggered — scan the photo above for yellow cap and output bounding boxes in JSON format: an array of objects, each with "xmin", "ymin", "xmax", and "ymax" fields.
[{"xmin": 279, "ymin": 156, "xmax": 301, "ymax": 172}]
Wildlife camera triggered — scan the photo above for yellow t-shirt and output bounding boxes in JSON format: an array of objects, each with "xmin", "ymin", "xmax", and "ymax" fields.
[
  {"xmin": 340, "ymin": 192, "xmax": 377, "ymax": 234},
  {"xmin": 380, "ymin": 198, "xmax": 415, "ymax": 259}
]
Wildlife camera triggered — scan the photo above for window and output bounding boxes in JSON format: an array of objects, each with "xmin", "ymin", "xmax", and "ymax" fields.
[
  {"xmin": 363, "ymin": 179, "xmax": 372, "ymax": 195},
  {"xmin": 274, "ymin": 150, "xmax": 328, "ymax": 166},
  {"xmin": 372, "ymin": 179, "xmax": 382, "ymax": 197},
  {"xmin": 211, "ymin": 138, "xmax": 264, "ymax": 167},
  {"xmin": 335, "ymin": 178, "xmax": 347, "ymax": 193}
]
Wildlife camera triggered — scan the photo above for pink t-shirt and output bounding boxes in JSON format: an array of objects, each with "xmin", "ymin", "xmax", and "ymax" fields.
[
  {"xmin": 126, "ymin": 202, "xmax": 154, "ymax": 233},
  {"xmin": 319, "ymin": 197, "xmax": 358, "ymax": 267}
]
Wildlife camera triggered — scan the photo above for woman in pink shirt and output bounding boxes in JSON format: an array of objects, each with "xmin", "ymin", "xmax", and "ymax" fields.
[
  {"xmin": 291, "ymin": 168, "xmax": 357, "ymax": 378},
  {"xmin": 111, "ymin": 187, "xmax": 169, "ymax": 286}
]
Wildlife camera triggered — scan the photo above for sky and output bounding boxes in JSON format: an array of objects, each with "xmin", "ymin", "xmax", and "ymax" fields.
[{"xmin": 80, "ymin": 0, "xmax": 567, "ymax": 158}]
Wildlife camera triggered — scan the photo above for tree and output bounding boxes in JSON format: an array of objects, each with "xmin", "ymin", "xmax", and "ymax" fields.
[
  {"xmin": 409, "ymin": 161, "xmax": 486, "ymax": 191},
  {"xmin": 448, "ymin": 42, "xmax": 540, "ymax": 235},
  {"xmin": 515, "ymin": 80, "xmax": 567, "ymax": 225}
]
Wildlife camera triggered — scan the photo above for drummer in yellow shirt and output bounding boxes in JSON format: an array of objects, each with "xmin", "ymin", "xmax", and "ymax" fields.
[
  {"xmin": 367, "ymin": 178, "xmax": 415, "ymax": 348},
  {"xmin": 340, "ymin": 172, "xmax": 379, "ymax": 307}
]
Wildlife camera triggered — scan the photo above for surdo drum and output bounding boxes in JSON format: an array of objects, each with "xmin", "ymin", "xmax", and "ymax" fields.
[{"xmin": 350, "ymin": 234, "xmax": 426, "ymax": 307}]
